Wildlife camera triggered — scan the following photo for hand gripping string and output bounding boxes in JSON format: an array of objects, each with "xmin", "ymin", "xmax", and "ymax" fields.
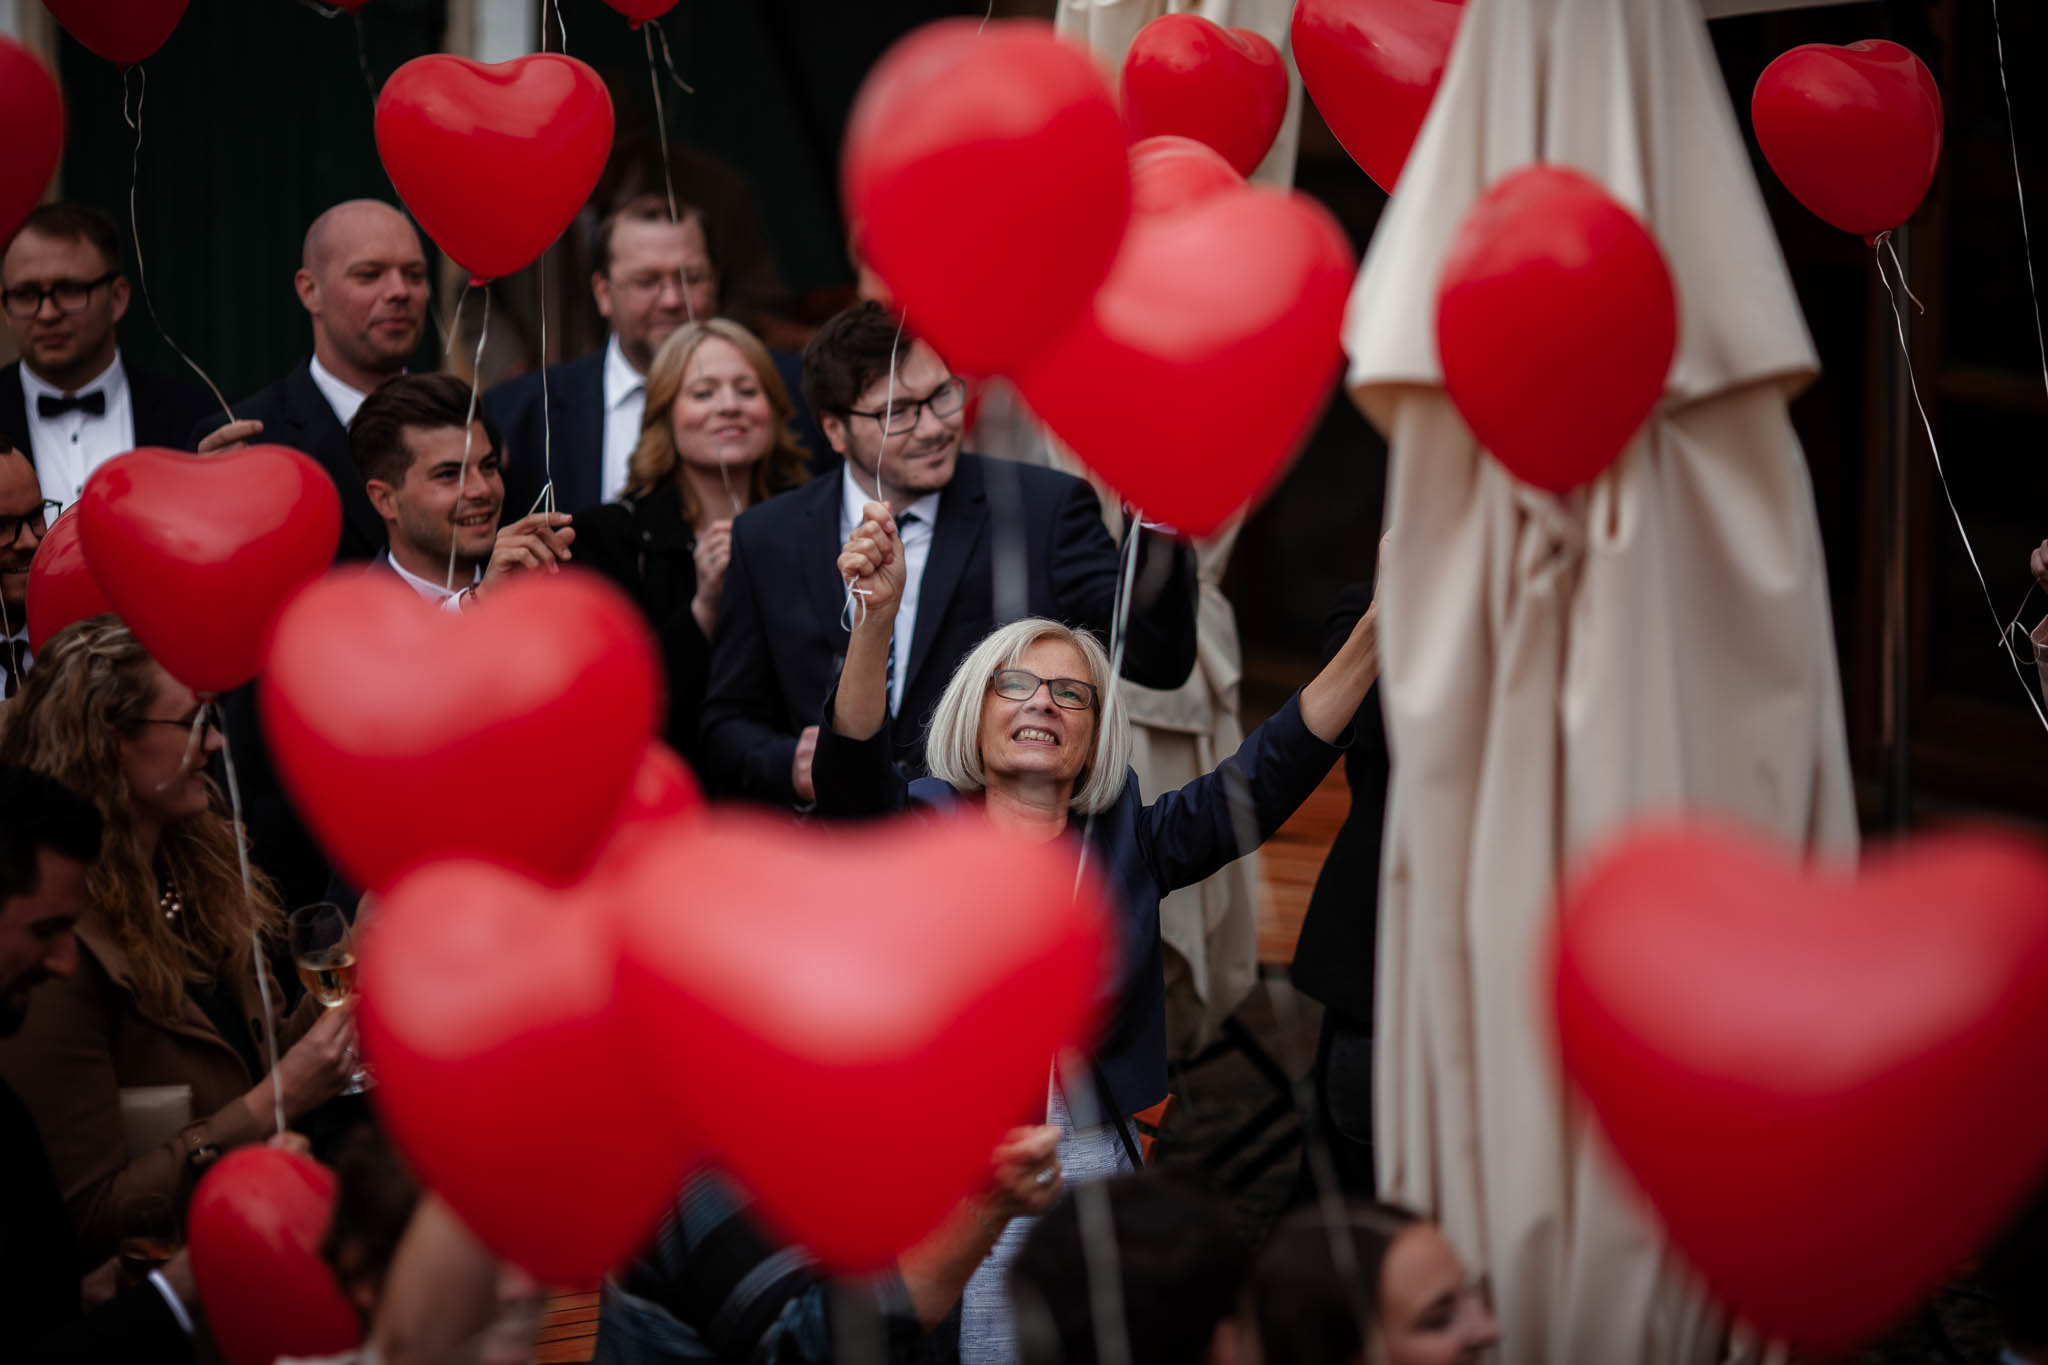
[{"xmin": 840, "ymin": 316, "xmax": 907, "ymax": 635}]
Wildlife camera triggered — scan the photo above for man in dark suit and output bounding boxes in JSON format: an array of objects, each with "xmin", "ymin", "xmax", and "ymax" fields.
[
  {"xmin": 192, "ymin": 199, "xmax": 430, "ymax": 563},
  {"xmin": 700, "ymin": 301, "xmax": 1198, "ymax": 805},
  {"xmin": 485, "ymin": 194, "xmax": 829, "ymax": 523},
  {"xmin": 0, "ymin": 203, "xmax": 215, "ymax": 508}
]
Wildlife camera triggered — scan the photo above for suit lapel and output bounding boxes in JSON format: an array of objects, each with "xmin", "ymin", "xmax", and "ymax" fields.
[
  {"xmin": 904, "ymin": 455, "xmax": 989, "ymax": 695},
  {"xmin": 285, "ymin": 363, "xmax": 385, "ymax": 554},
  {"xmin": 554, "ymin": 352, "xmax": 606, "ymax": 512}
]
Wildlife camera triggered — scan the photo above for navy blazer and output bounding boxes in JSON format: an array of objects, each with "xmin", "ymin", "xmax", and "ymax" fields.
[
  {"xmin": 699, "ymin": 452, "xmax": 1199, "ymax": 805},
  {"xmin": 0, "ymin": 355, "xmax": 215, "ymax": 479},
  {"xmin": 813, "ymin": 691, "xmax": 1348, "ymax": 1119}
]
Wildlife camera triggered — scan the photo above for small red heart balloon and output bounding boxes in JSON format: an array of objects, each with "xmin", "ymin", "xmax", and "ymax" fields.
[
  {"xmin": 259, "ymin": 571, "xmax": 659, "ymax": 892},
  {"xmin": 0, "ymin": 39, "xmax": 63, "ymax": 245},
  {"xmin": 360, "ymin": 858, "xmax": 691, "ymax": 1287},
  {"xmin": 376, "ymin": 54, "xmax": 614, "ymax": 282},
  {"xmin": 1552, "ymin": 824, "xmax": 2048, "ymax": 1357},
  {"xmin": 603, "ymin": 0, "xmax": 676, "ymax": 24},
  {"xmin": 614, "ymin": 810, "xmax": 1112, "ymax": 1270},
  {"xmin": 1120, "ymin": 14, "xmax": 1287, "ymax": 178},
  {"xmin": 25, "ymin": 512, "xmax": 113, "ymax": 654},
  {"xmin": 43, "ymin": 0, "xmax": 189, "ymax": 65},
  {"xmin": 1128, "ymin": 135, "xmax": 1244, "ymax": 219},
  {"xmin": 1292, "ymin": 0, "xmax": 1466, "ymax": 193},
  {"xmin": 76, "ymin": 447, "xmax": 341, "ymax": 696},
  {"xmin": 843, "ymin": 20, "xmax": 1130, "ymax": 376},
  {"xmin": 1014, "ymin": 188, "xmax": 1354, "ymax": 535},
  {"xmin": 1752, "ymin": 40, "xmax": 1942, "ymax": 238},
  {"xmin": 188, "ymin": 1148, "xmax": 362, "ymax": 1365},
  {"xmin": 1436, "ymin": 165, "xmax": 1677, "ymax": 493}
]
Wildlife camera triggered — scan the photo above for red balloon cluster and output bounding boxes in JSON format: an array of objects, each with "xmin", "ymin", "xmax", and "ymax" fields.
[
  {"xmin": 188, "ymin": 1148, "xmax": 362, "ymax": 1365},
  {"xmin": 1752, "ymin": 39, "xmax": 1943, "ymax": 238},
  {"xmin": 1120, "ymin": 14, "xmax": 1287, "ymax": 177},
  {"xmin": 1552, "ymin": 823, "xmax": 2048, "ymax": 1356},
  {"xmin": 23, "ymin": 512, "xmax": 110, "ymax": 655},
  {"xmin": 0, "ymin": 40, "xmax": 63, "ymax": 247},
  {"xmin": 43, "ymin": 0, "xmax": 188, "ymax": 66},
  {"xmin": 1292, "ymin": 0, "xmax": 1467, "ymax": 193}
]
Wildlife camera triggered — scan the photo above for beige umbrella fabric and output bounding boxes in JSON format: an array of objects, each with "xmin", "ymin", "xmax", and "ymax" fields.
[{"xmin": 1347, "ymin": 0, "xmax": 1859, "ymax": 1361}]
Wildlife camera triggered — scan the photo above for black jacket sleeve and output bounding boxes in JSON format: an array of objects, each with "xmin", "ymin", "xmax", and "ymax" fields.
[
  {"xmin": 698, "ymin": 521, "xmax": 800, "ymax": 804},
  {"xmin": 25, "ymin": 1281, "xmax": 194, "ymax": 1365}
]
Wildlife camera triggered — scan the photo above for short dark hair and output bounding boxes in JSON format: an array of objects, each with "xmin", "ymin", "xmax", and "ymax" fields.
[
  {"xmin": 801, "ymin": 300, "xmax": 917, "ymax": 420},
  {"xmin": 1010, "ymin": 1170, "xmax": 1249, "ymax": 1365},
  {"xmin": 1252, "ymin": 1200, "xmax": 1422, "ymax": 1365},
  {"xmin": 5, "ymin": 203, "xmax": 124, "ymax": 275},
  {"xmin": 591, "ymin": 192, "xmax": 707, "ymax": 278},
  {"xmin": 348, "ymin": 373, "xmax": 500, "ymax": 488},
  {"xmin": 0, "ymin": 765, "xmax": 102, "ymax": 907}
]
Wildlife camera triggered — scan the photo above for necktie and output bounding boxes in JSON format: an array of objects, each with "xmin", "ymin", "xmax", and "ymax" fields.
[
  {"xmin": 2, "ymin": 637, "xmax": 26, "ymax": 701},
  {"xmin": 883, "ymin": 510, "xmax": 919, "ymax": 712},
  {"xmin": 38, "ymin": 390, "xmax": 106, "ymax": 419}
]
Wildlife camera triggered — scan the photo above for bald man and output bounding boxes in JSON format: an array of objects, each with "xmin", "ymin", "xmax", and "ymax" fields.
[{"xmin": 193, "ymin": 199, "xmax": 430, "ymax": 561}]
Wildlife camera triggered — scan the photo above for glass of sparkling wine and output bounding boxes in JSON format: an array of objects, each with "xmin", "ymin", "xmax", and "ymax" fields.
[{"xmin": 288, "ymin": 901, "xmax": 368, "ymax": 1095}]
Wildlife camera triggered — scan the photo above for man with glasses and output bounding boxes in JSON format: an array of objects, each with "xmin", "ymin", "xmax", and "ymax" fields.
[
  {"xmin": 0, "ymin": 443, "xmax": 54, "ymax": 699},
  {"xmin": 699, "ymin": 300, "xmax": 1197, "ymax": 805},
  {"xmin": 0, "ymin": 204, "xmax": 214, "ymax": 508}
]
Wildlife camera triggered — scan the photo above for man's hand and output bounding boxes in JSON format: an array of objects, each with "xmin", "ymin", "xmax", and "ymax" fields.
[
  {"xmin": 473, "ymin": 512, "xmax": 574, "ymax": 602},
  {"xmin": 792, "ymin": 724, "xmax": 819, "ymax": 803},
  {"xmin": 2030, "ymin": 539, "xmax": 2048, "ymax": 596},
  {"xmin": 196, "ymin": 419, "xmax": 263, "ymax": 455}
]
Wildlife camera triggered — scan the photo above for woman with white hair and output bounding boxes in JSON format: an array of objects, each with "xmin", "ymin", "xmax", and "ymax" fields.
[{"xmin": 818, "ymin": 502, "xmax": 1380, "ymax": 1364}]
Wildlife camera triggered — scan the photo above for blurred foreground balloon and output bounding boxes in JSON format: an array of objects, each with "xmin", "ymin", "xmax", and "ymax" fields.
[
  {"xmin": 1127, "ymin": 135, "xmax": 1243, "ymax": 219},
  {"xmin": 1752, "ymin": 39, "xmax": 1942, "ymax": 238},
  {"xmin": 188, "ymin": 1148, "xmax": 361, "ymax": 1365}
]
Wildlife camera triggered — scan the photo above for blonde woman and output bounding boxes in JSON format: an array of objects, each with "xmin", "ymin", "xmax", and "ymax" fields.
[
  {"xmin": 0, "ymin": 619, "xmax": 354, "ymax": 1260},
  {"xmin": 575, "ymin": 319, "xmax": 810, "ymax": 760}
]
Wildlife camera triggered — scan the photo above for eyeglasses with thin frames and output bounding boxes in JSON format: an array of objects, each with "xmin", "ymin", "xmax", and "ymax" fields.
[
  {"xmin": 1, "ymin": 501, "xmax": 61, "ymax": 550},
  {"xmin": 989, "ymin": 669, "xmax": 1098, "ymax": 711},
  {"xmin": 1, "ymin": 272, "xmax": 121, "ymax": 320},
  {"xmin": 846, "ymin": 376, "xmax": 968, "ymax": 436}
]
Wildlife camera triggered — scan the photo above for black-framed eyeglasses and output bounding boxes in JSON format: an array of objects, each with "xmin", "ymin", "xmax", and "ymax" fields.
[
  {"xmin": 133, "ymin": 711, "xmax": 217, "ymax": 734},
  {"xmin": 0, "ymin": 500, "xmax": 60, "ymax": 549},
  {"xmin": 990, "ymin": 669, "xmax": 1098, "ymax": 711},
  {"xmin": 846, "ymin": 376, "xmax": 967, "ymax": 436},
  {"xmin": 1, "ymin": 272, "xmax": 121, "ymax": 320}
]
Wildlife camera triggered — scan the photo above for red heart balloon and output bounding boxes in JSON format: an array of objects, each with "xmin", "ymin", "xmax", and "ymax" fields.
[
  {"xmin": 1436, "ymin": 165, "xmax": 1677, "ymax": 493},
  {"xmin": 259, "ymin": 571, "xmax": 659, "ymax": 892},
  {"xmin": 614, "ymin": 810, "xmax": 1112, "ymax": 1270},
  {"xmin": 76, "ymin": 447, "xmax": 341, "ymax": 696},
  {"xmin": 43, "ymin": 0, "xmax": 188, "ymax": 66},
  {"xmin": 1120, "ymin": 14, "xmax": 1287, "ymax": 178},
  {"xmin": 1128, "ymin": 135, "xmax": 1244, "ymax": 219},
  {"xmin": 1292, "ymin": 0, "xmax": 1465, "ymax": 193},
  {"xmin": 1014, "ymin": 188, "xmax": 1354, "ymax": 535},
  {"xmin": 360, "ymin": 858, "xmax": 690, "ymax": 1287},
  {"xmin": 376, "ymin": 54, "xmax": 614, "ymax": 282},
  {"xmin": 25, "ymin": 512, "xmax": 113, "ymax": 654},
  {"xmin": 603, "ymin": 0, "xmax": 676, "ymax": 24},
  {"xmin": 1752, "ymin": 40, "xmax": 1942, "ymax": 238},
  {"xmin": 843, "ymin": 20, "xmax": 1130, "ymax": 376},
  {"xmin": 1552, "ymin": 824, "xmax": 2048, "ymax": 1356},
  {"xmin": 0, "ymin": 39, "xmax": 63, "ymax": 245},
  {"xmin": 188, "ymin": 1148, "xmax": 362, "ymax": 1365}
]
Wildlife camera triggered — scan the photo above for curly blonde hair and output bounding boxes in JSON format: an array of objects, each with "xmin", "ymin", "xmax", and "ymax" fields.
[
  {"xmin": 0, "ymin": 617, "xmax": 281, "ymax": 1023},
  {"xmin": 623, "ymin": 318, "xmax": 809, "ymax": 521}
]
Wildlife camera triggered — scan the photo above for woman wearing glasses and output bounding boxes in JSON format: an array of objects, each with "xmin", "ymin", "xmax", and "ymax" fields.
[
  {"xmin": 817, "ymin": 504, "xmax": 1380, "ymax": 1364},
  {"xmin": 0, "ymin": 619, "xmax": 357, "ymax": 1261}
]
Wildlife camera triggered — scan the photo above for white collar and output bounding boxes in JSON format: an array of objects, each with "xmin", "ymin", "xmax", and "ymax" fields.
[
  {"xmin": 18, "ymin": 349, "xmax": 127, "ymax": 404},
  {"xmin": 839, "ymin": 462, "xmax": 940, "ymax": 535},
  {"xmin": 308, "ymin": 354, "xmax": 374, "ymax": 428},
  {"xmin": 603, "ymin": 333, "xmax": 646, "ymax": 413},
  {"xmin": 383, "ymin": 548, "xmax": 479, "ymax": 601}
]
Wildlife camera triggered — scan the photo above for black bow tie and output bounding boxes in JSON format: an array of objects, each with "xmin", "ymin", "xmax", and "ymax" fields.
[{"xmin": 37, "ymin": 390, "xmax": 106, "ymax": 419}]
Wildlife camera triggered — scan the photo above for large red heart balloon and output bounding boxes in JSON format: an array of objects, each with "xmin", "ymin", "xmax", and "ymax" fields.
[
  {"xmin": 1552, "ymin": 824, "xmax": 2048, "ymax": 1356},
  {"xmin": 1120, "ymin": 14, "xmax": 1287, "ymax": 178},
  {"xmin": 360, "ymin": 858, "xmax": 691, "ymax": 1287},
  {"xmin": 614, "ymin": 810, "xmax": 1112, "ymax": 1270},
  {"xmin": 25, "ymin": 511, "xmax": 113, "ymax": 654},
  {"xmin": 43, "ymin": 0, "xmax": 188, "ymax": 65},
  {"xmin": 376, "ymin": 54, "xmax": 614, "ymax": 282},
  {"xmin": 1014, "ymin": 188, "xmax": 1354, "ymax": 535},
  {"xmin": 1128, "ymin": 135, "xmax": 1244, "ymax": 219},
  {"xmin": 260, "ymin": 570, "xmax": 659, "ymax": 892},
  {"xmin": 1292, "ymin": 0, "xmax": 1466, "ymax": 193},
  {"xmin": 0, "ymin": 39, "xmax": 63, "ymax": 246},
  {"xmin": 188, "ymin": 1148, "xmax": 362, "ymax": 1365},
  {"xmin": 843, "ymin": 20, "xmax": 1130, "ymax": 376},
  {"xmin": 76, "ymin": 447, "xmax": 341, "ymax": 696},
  {"xmin": 1436, "ymin": 165, "xmax": 1676, "ymax": 493},
  {"xmin": 1752, "ymin": 40, "xmax": 1942, "ymax": 238}
]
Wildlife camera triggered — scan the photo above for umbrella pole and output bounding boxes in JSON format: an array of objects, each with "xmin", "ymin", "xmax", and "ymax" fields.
[{"xmin": 1882, "ymin": 223, "xmax": 1914, "ymax": 833}]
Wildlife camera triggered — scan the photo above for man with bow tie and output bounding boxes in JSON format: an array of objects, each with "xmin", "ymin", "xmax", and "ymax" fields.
[{"xmin": 0, "ymin": 204, "xmax": 214, "ymax": 509}]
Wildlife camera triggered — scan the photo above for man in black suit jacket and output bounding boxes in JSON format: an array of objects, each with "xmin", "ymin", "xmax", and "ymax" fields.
[
  {"xmin": 485, "ymin": 194, "xmax": 830, "ymax": 523},
  {"xmin": 1, "ymin": 203, "xmax": 214, "ymax": 507},
  {"xmin": 192, "ymin": 199, "xmax": 432, "ymax": 563},
  {"xmin": 700, "ymin": 301, "xmax": 1197, "ymax": 805}
]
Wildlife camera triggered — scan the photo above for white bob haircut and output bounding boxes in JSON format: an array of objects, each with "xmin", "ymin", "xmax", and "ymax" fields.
[{"xmin": 924, "ymin": 617, "xmax": 1133, "ymax": 815}]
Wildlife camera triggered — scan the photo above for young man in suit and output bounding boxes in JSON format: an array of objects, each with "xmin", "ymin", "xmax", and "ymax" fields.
[
  {"xmin": 0, "ymin": 204, "xmax": 215, "ymax": 507},
  {"xmin": 699, "ymin": 300, "xmax": 1198, "ymax": 805},
  {"xmin": 193, "ymin": 199, "xmax": 430, "ymax": 562}
]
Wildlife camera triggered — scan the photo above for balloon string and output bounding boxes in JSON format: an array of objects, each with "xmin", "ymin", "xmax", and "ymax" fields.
[
  {"xmin": 538, "ymin": 249, "xmax": 557, "ymax": 516},
  {"xmin": 441, "ymin": 279, "xmax": 472, "ymax": 360},
  {"xmin": 648, "ymin": 20, "xmax": 696, "ymax": 94},
  {"xmin": 444, "ymin": 289, "xmax": 492, "ymax": 593},
  {"xmin": 1056, "ymin": 1046, "xmax": 1134, "ymax": 1365},
  {"xmin": 209, "ymin": 705, "xmax": 287, "ymax": 1137},
  {"xmin": 840, "ymin": 315, "xmax": 906, "ymax": 637},
  {"xmin": 123, "ymin": 66, "xmax": 234, "ymax": 424},
  {"xmin": 550, "ymin": 0, "xmax": 569, "ymax": 53},
  {"xmin": 1070, "ymin": 523, "xmax": 1142, "ymax": 898},
  {"xmin": 1873, "ymin": 236, "xmax": 2048, "ymax": 733},
  {"xmin": 979, "ymin": 0, "xmax": 995, "ymax": 34},
  {"xmin": 646, "ymin": 27, "xmax": 682, "ymax": 228},
  {"xmin": 352, "ymin": 10, "xmax": 379, "ymax": 107},
  {"xmin": 1989, "ymin": 0, "xmax": 2048, "ymax": 405}
]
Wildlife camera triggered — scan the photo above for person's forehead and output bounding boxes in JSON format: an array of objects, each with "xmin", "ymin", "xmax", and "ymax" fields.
[
  {"xmin": 332, "ymin": 218, "xmax": 426, "ymax": 273},
  {"xmin": 0, "ymin": 452, "xmax": 42, "ymax": 510},
  {"xmin": 686, "ymin": 337, "xmax": 754, "ymax": 378},
  {"xmin": 401, "ymin": 420, "xmax": 494, "ymax": 468},
  {"xmin": 1017, "ymin": 637, "xmax": 1089, "ymax": 672},
  {"xmin": 2, "ymin": 230, "xmax": 110, "ymax": 284},
  {"xmin": 856, "ymin": 341, "xmax": 951, "ymax": 400},
  {"xmin": 613, "ymin": 216, "xmax": 710, "ymax": 268}
]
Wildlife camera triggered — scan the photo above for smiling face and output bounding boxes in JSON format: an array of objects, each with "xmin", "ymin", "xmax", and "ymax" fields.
[
  {"xmin": 297, "ymin": 202, "xmax": 429, "ymax": 385},
  {"xmin": 669, "ymin": 336, "xmax": 774, "ymax": 475},
  {"xmin": 976, "ymin": 636, "xmax": 1099, "ymax": 795},
  {"xmin": 820, "ymin": 340, "xmax": 962, "ymax": 508},
  {"xmin": 1375, "ymin": 1225, "xmax": 1500, "ymax": 1365},
  {"xmin": 367, "ymin": 422, "xmax": 504, "ymax": 573}
]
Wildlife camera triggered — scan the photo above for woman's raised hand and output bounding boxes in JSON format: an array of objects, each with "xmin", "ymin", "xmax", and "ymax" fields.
[{"xmin": 838, "ymin": 500, "xmax": 906, "ymax": 630}]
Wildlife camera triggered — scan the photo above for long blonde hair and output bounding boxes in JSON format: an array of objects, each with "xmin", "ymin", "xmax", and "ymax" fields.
[
  {"xmin": 624, "ymin": 318, "xmax": 810, "ymax": 522},
  {"xmin": 0, "ymin": 617, "xmax": 280, "ymax": 1023}
]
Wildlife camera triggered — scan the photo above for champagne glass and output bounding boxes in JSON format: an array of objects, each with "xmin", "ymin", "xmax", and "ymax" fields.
[
  {"xmin": 288, "ymin": 902, "xmax": 369, "ymax": 1095},
  {"xmin": 116, "ymin": 1193, "xmax": 179, "ymax": 1282}
]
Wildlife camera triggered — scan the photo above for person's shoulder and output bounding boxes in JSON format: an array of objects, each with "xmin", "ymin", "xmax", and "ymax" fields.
[{"xmin": 738, "ymin": 469, "xmax": 835, "ymax": 533}]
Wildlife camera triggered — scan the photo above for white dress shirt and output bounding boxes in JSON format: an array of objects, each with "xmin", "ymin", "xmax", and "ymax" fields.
[
  {"xmin": 19, "ymin": 351, "xmax": 135, "ymax": 508},
  {"xmin": 839, "ymin": 465, "xmax": 940, "ymax": 715},
  {"xmin": 380, "ymin": 548, "xmax": 479, "ymax": 604},
  {"xmin": 308, "ymin": 354, "xmax": 372, "ymax": 429},
  {"xmin": 601, "ymin": 333, "xmax": 647, "ymax": 507}
]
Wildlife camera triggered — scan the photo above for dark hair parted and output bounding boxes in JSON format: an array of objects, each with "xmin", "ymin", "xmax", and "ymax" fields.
[
  {"xmin": 348, "ymin": 373, "xmax": 500, "ymax": 489},
  {"xmin": 800, "ymin": 299, "xmax": 917, "ymax": 420},
  {"xmin": 0, "ymin": 765, "xmax": 103, "ymax": 908},
  {"xmin": 591, "ymin": 192, "xmax": 707, "ymax": 278},
  {"xmin": 5, "ymin": 202, "xmax": 124, "ymax": 275}
]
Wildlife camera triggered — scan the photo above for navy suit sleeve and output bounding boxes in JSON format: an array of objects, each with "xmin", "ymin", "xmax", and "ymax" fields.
[
  {"xmin": 26, "ymin": 1282, "xmax": 193, "ymax": 1365},
  {"xmin": 810, "ymin": 680, "xmax": 912, "ymax": 818},
  {"xmin": 1043, "ymin": 477, "xmax": 1197, "ymax": 690},
  {"xmin": 698, "ymin": 519, "xmax": 800, "ymax": 803},
  {"xmin": 1135, "ymin": 692, "xmax": 1346, "ymax": 894}
]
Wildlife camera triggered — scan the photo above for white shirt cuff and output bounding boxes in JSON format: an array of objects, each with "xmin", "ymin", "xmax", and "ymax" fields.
[{"xmin": 148, "ymin": 1269, "xmax": 196, "ymax": 1336}]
